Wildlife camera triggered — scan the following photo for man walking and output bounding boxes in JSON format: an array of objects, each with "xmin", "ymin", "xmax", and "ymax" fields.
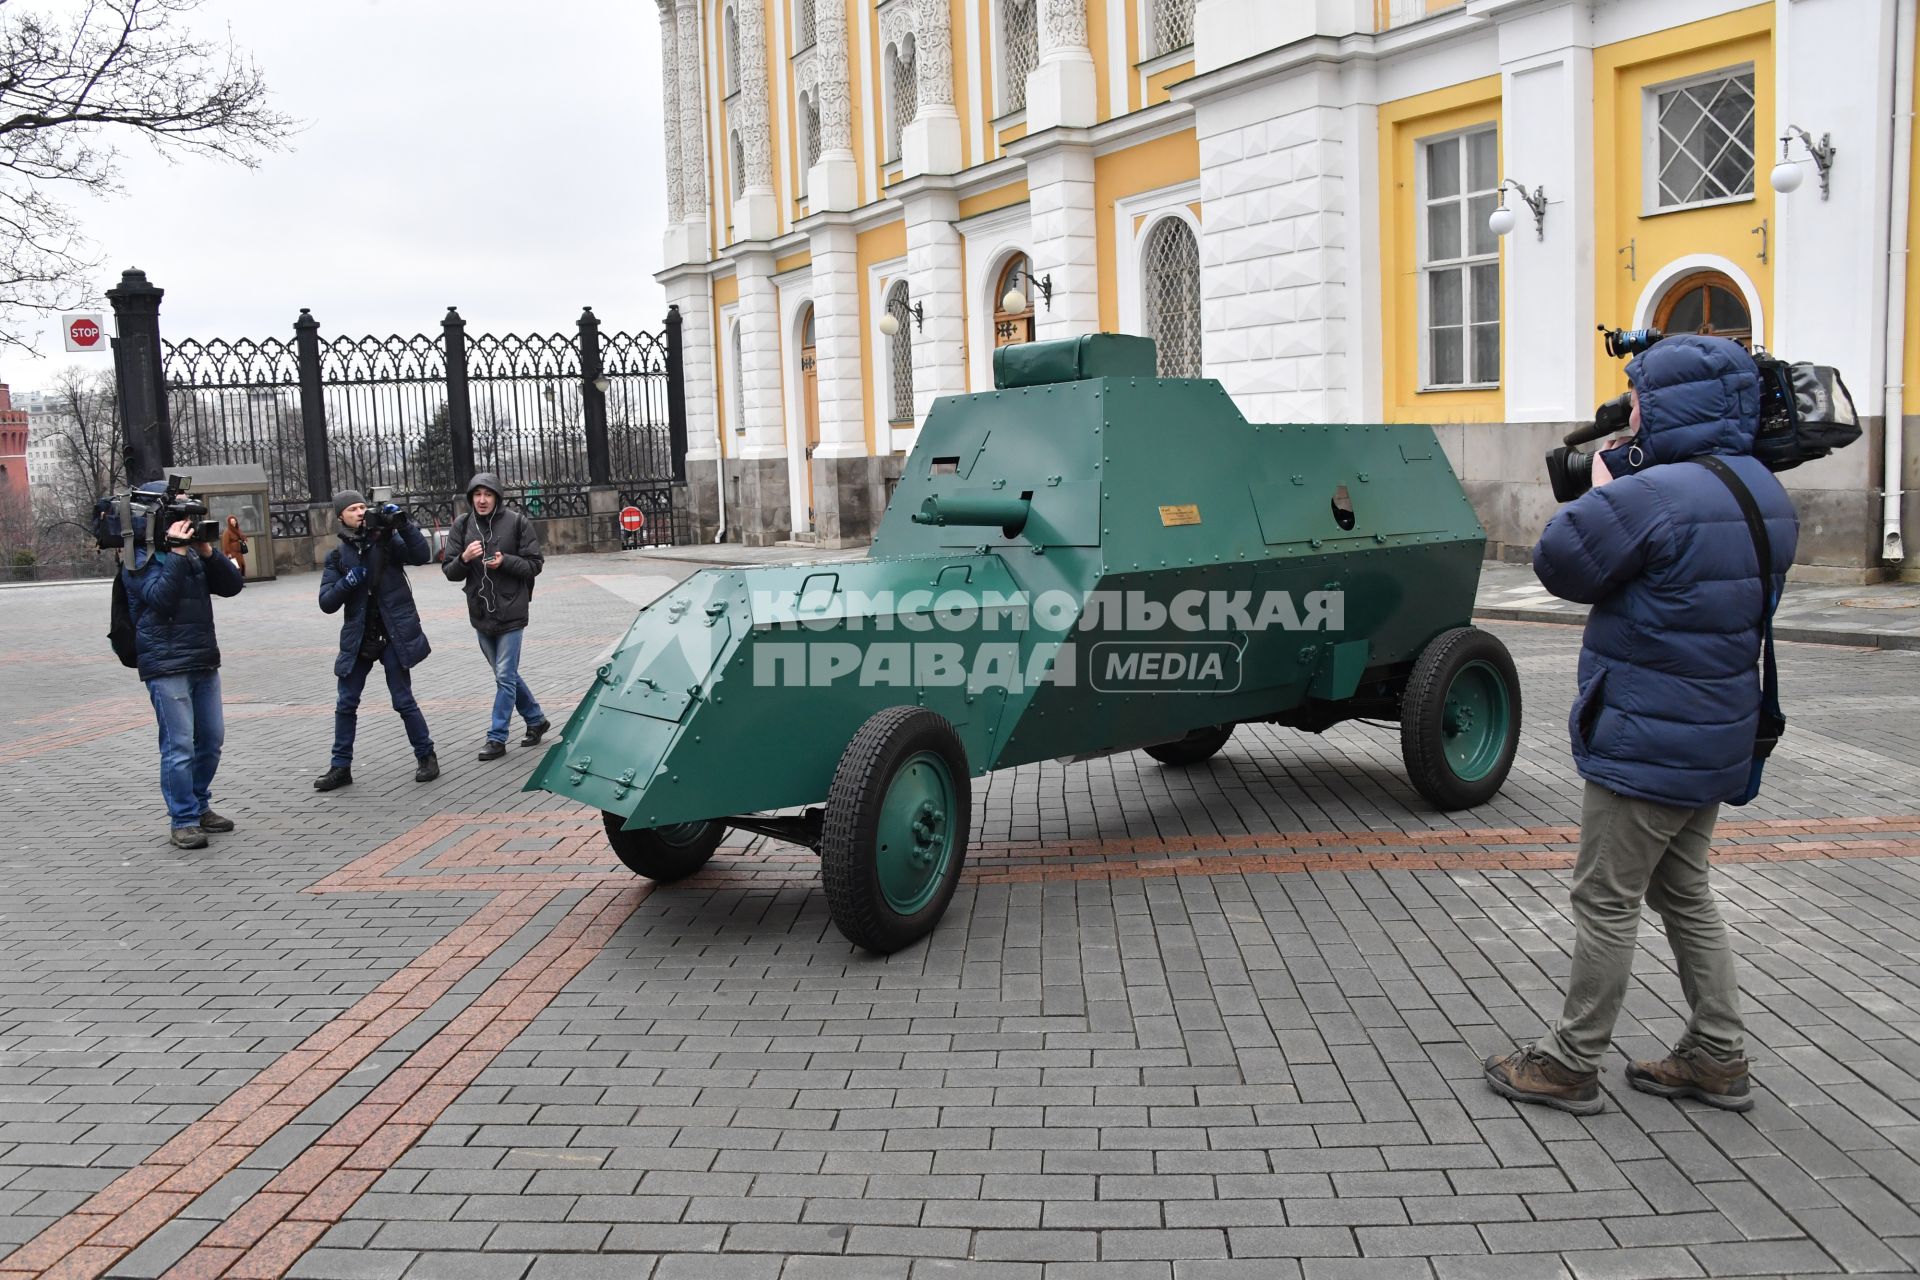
[
  {"xmin": 314, "ymin": 491, "xmax": 439, "ymax": 791},
  {"xmin": 1484, "ymin": 334, "xmax": 1797, "ymax": 1115},
  {"xmin": 125, "ymin": 492, "xmax": 244, "ymax": 849},
  {"xmin": 443, "ymin": 473, "xmax": 549, "ymax": 761}
]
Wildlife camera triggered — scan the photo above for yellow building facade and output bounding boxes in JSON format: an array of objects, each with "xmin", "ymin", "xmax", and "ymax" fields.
[{"xmin": 659, "ymin": 0, "xmax": 1918, "ymax": 579}]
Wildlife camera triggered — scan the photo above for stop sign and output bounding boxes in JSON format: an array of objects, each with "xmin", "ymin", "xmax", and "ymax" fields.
[
  {"xmin": 66, "ymin": 316, "xmax": 102, "ymax": 350},
  {"xmin": 619, "ymin": 506, "xmax": 645, "ymax": 532}
]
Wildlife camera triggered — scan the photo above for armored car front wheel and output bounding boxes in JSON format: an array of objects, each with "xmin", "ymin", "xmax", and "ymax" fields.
[
  {"xmin": 1399, "ymin": 627, "xmax": 1521, "ymax": 811},
  {"xmin": 1145, "ymin": 724, "xmax": 1236, "ymax": 766},
  {"xmin": 602, "ymin": 812, "xmax": 725, "ymax": 882},
  {"xmin": 822, "ymin": 707, "xmax": 972, "ymax": 955}
]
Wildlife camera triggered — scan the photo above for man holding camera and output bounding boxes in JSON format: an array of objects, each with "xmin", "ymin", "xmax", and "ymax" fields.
[
  {"xmin": 125, "ymin": 485, "xmax": 245, "ymax": 849},
  {"xmin": 1484, "ymin": 334, "xmax": 1798, "ymax": 1116},
  {"xmin": 314, "ymin": 490, "xmax": 438, "ymax": 791},
  {"xmin": 442, "ymin": 472, "xmax": 549, "ymax": 761}
]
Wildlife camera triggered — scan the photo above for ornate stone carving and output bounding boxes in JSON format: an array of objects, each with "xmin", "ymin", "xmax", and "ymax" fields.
[
  {"xmin": 675, "ymin": 0, "xmax": 707, "ymax": 217},
  {"xmin": 814, "ymin": 0, "xmax": 853, "ymax": 153},
  {"xmin": 734, "ymin": 0, "xmax": 773, "ymax": 190},
  {"xmin": 658, "ymin": 0, "xmax": 682, "ymax": 222},
  {"xmin": 878, "ymin": 0, "xmax": 918, "ymax": 59},
  {"xmin": 1041, "ymin": 0, "xmax": 1087, "ymax": 50},
  {"xmin": 913, "ymin": 0, "xmax": 954, "ymax": 109}
]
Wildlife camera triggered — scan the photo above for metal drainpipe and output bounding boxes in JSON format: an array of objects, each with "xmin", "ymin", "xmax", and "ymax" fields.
[
  {"xmin": 1884, "ymin": 0, "xmax": 1915, "ymax": 568},
  {"xmin": 712, "ymin": 429, "xmax": 728, "ymax": 544}
]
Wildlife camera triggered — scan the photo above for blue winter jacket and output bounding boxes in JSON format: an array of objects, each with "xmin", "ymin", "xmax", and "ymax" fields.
[
  {"xmin": 125, "ymin": 545, "xmax": 244, "ymax": 682},
  {"xmin": 1534, "ymin": 334, "xmax": 1799, "ymax": 809},
  {"xmin": 318, "ymin": 522, "xmax": 434, "ymax": 677}
]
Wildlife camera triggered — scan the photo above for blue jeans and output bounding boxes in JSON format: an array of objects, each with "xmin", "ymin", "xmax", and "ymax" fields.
[
  {"xmin": 333, "ymin": 646, "xmax": 435, "ymax": 768},
  {"xmin": 477, "ymin": 629, "xmax": 545, "ymax": 744},
  {"xmin": 148, "ymin": 670, "xmax": 224, "ymax": 829}
]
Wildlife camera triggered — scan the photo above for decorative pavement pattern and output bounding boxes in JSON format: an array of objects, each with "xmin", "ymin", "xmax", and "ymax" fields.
[{"xmin": 2, "ymin": 549, "xmax": 1919, "ymax": 1280}]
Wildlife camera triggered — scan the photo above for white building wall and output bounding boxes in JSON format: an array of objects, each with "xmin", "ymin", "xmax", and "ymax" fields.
[
  {"xmin": 904, "ymin": 187, "xmax": 969, "ymax": 428},
  {"xmin": 734, "ymin": 250, "xmax": 789, "ymax": 459},
  {"xmin": 666, "ymin": 271, "xmax": 720, "ymax": 464},
  {"xmin": 1024, "ymin": 141, "xmax": 1101, "ymax": 341},
  {"xmin": 808, "ymin": 220, "xmax": 869, "ymax": 457}
]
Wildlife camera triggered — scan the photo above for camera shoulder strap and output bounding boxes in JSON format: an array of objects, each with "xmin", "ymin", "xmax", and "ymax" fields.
[{"xmin": 1691, "ymin": 455, "xmax": 1780, "ymax": 723}]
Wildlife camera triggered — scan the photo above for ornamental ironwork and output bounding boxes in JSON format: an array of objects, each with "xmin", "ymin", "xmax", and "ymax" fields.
[
  {"xmin": 886, "ymin": 282, "xmax": 915, "ymax": 424},
  {"xmin": 1001, "ymin": 0, "xmax": 1036, "ymax": 113},
  {"xmin": 1151, "ymin": 0, "xmax": 1194, "ymax": 55},
  {"xmin": 1142, "ymin": 217, "xmax": 1203, "ymax": 379}
]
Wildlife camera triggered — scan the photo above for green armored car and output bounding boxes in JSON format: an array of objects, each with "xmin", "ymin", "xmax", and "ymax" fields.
[{"xmin": 529, "ymin": 334, "xmax": 1521, "ymax": 952}]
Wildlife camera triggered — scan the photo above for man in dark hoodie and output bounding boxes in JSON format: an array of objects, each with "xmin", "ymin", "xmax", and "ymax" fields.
[
  {"xmin": 1483, "ymin": 335, "xmax": 1797, "ymax": 1117},
  {"xmin": 443, "ymin": 473, "xmax": 549, "ymax": 761},
  {"xmin": 314, "ymin": 491, "xmax": 439, "ymax": 790}
]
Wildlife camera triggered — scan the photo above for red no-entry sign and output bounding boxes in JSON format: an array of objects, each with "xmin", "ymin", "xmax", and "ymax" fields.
[{"xmin": 619, "ymin": 506, "xmax": 645, "ymax": 532}]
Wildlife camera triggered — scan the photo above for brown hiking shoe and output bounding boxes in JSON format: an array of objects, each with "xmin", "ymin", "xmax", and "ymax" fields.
[
  {"xmin": 1483, "ymin": 1047, "xmax": 1603, "ymax": 1115},
  {"xmin": 1626, "ymin": 1045, "xmax": 1753, "ymax": 1112}
]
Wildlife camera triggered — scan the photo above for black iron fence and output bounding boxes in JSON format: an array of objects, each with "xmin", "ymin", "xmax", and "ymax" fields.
[{"xmin": 153, "ymin": 298, "xmax": 689, "ymax": 546}]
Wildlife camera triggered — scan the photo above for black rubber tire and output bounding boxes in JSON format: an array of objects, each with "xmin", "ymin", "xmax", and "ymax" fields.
[
  {"xmin": 602, "ymin": 811, "xmax": 725, "ymax": 882},
  {"xmin": 821, "ymin": 706, "xmax": 971, "ymax": 955},
  {"xmin": 1144, "ymin": 724, "xmax": 1236, "ymax": 766},
  {"xmin": 1399, "ymin": 626, "xmax": 1522, "ymax": 811}
]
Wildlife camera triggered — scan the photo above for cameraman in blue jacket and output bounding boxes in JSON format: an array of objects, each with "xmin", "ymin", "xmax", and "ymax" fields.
[
  {"xmin": 125, "ymin": 492, "xmax": 244, "ymax": 849},
  {"xmin": 1485, "ymin": 334, "xmax": 1797, "ymax": 1116},
  {"xmin": 313, "ymin": 491, "xmax": 439, "ymax": 792}
]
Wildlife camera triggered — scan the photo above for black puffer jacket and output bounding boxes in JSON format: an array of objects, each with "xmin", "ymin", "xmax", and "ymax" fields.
[
  {"xmin": 319, "ymin": 522, "xmax": 434, "ymax": 677},
  {"xmin": 125, "ymin": 545, "xmax": 244, "ymax": 681},
  {"xmin": 442, "ymin": 472, "xmax": 544, "ymax": 636}
]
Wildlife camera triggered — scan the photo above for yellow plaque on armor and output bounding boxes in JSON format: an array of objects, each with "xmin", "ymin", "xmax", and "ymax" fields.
[{"xmin": 1159, "ymin": 504, "xmax": 1202, "ymax": 526}]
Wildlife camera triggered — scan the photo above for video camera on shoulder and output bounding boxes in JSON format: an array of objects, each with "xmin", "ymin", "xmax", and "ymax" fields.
[
  {"xmin": 360, "ymin": 485, "xmax": 410, "ymax": 534},
  {"xmin": 91, "ymin": 473, "xmax": 218, "ymax": 552}
]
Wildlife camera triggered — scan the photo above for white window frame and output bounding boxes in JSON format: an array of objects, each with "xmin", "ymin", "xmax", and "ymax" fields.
[
  {"xmin": 719, "ymin": 302, "xmax": 745, "ymax": 438},
  {"xmin": 1137, "ymin": 0, "xmax": 1196, "ymax": 61},
  {"xmin": 723, "ymin": 4, "xmax": 741, "ymax": 95},
  {"xmin": 1641, "ymin": 63, "xmax": 1758, "ymax": 217},
  {"xmin": 1415, "ymin": 123, "xmax": 1501, "ymax": 393}
]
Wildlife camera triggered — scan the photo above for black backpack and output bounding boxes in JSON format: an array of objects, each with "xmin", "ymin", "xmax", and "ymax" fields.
[
  {"xmin": 109, "ymin": 563, "xmax": 139, "ymax": 668},
  {"xmin": 1751, "ymin": 350, "xmax": 1861, "ymax": 472}
]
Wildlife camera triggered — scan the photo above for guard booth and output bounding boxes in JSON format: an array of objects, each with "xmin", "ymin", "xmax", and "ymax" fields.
[{"xmin": 184, "ymin": 463, "xmax": 274, "ymax": 581}]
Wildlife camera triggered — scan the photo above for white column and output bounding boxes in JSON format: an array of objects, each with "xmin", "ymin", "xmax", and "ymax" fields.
[
  {"xmin": 733, "ymin": 0, "xmax": 779, "ymax": 240},
  {"xmin": 667, "ymin": 270, "xmax": 719, "ymax": 464},
  {"xmin": 1026, "ymin": 0, "xmax": 1097, "ymax": 133},
  {"xmin": 658, "ymin": 0, "xmax": 684, "ymax": 229},
  {"xmin": 735, "ymin": 249, "xmax": 786, "ymax": 459},
  {"xmin": 807, "ymin": 218, "xmax": 868, "ymax": 456},
  {"xmin": 671, "ymin": 0, "xmax": 712, "ymax": 265},
  {"xmin": 903, "ymin": 184, "xmax": 967, "ymax": 426},
  {"xmin": 903, "ymin": 0, "xmax": 962, "ymax": 176},
  {"xmin": 1497, "ymin": 4, "xmax": 1595, "ymax": 422},
  {"xmin": 808, "ymin": 0, "xmax": 861, "ymax": 210},
  {"xmin": 1024, "ymin": 139, "xmax": 1099, "ymax": 340},
  {"xmin": 1193, "ymin": 0, "xmax": 1359, "ymax": 76}
]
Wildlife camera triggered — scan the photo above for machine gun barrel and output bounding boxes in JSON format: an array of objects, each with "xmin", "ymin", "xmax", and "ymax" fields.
[{"xmin": 911, "ymin": 493, "xmax": 1031, "ymax": 537}]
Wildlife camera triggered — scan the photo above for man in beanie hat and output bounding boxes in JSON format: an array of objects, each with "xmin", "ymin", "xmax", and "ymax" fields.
[
  {"xmin": 443, "ymin": 473, "xmax": 549, "ymax": 761},
  {"xmin": 314, "ymin": 490, "xmax": 438, "ymax": 790}
]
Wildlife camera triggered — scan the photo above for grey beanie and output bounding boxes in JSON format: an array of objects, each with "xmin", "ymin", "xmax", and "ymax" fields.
[{"xmin": 332, "ymin": 489, "xmax": 367, "ymax": 519}]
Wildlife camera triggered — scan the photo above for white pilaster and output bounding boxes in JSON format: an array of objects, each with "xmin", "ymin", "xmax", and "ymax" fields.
[
  {"xmin": 734, "ymin": 249, "xmax": 787, "ymax": 459},
  {"xmin": 807, "ymin": 218, "xmax": 869, "ymax": 457},
  {"xmin": 1026, "ymin": 0, "xmax": 1097, "ymax": 133},
  {"xmin": 1193, "ymin": 0, "xmax": 1361, "ymax": 76},
  {"xmin": 732, "ymin": 0, "xmax": 780, "ymax": 242},
  {"xmin": 903, "ymin": 0, "xmax": 963, "ymax": 175},
  {"xmin": 670, "ymin": 0, "xmax": 712, "ymax": 266},
  {"xmin": 903, "ymin": 184, "xmax": 967, "ymax": 425},
  {"xmin": 666, "ymin": 270, "xmax": 720, "ymax": 463},
  {"xmin": 1023, "ymin": 138, "xmax": 1099, "ymax": 340},
  {"xmin": 809, "ymin": 0, "xmax": 861, "ymax": 210}
]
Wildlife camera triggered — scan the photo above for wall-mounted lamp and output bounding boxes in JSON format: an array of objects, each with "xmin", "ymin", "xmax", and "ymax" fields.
[
  {"xmin": 877, "ymin": 300, "xmax": 924, "ymax": 337},
  {"xmin": 1001, "ymin": 267, "xmax": 1054, "ymax": 315},
  {"xmin": 1770, "ymin": 125, "xmax": 1835, "ymax": 199},
  {"xmin": 1488, "ymin": 179, "xmax": 1548, "ymax": 241}
]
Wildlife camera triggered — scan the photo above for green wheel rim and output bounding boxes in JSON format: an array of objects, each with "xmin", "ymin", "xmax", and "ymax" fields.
[
  {"xmin": 875, "ymin": 750, "xmax": 958, "ymax": 915},
  {"xmin": 653, "ymin": 821, "xmax": 711, "ymax": 846},
  {"xmin": 1440, "ymin": 659, "xmax": 1511, "ymax": 782}
]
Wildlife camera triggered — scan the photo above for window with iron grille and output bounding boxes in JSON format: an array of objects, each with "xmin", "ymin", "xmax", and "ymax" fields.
[
  {"xmin": 796, "ymin": 0, "xmax": 816, "ymax": 48},
  {"xmin": 1649, "ymin": 67, "xmax": 1755, "ymax": 211},
  {"xmin": 1150, "ymin": 0, "xmax": 1195, "ymax": 56},
  {"xmin": 730, "ymin": 322, "xmax": 746, "ymax": 435},
  {"xmin": 800, "ymin": 93, "xmax": 820, "ymax": 194},
  {"xmin": 886, "ymin": 282, "xmax": 915, "ymax": 424},
  {"xmin": 1419, "ymin": 126, "xmax": 1499, "ymax": 388},
  {"xmin": 1142, "ymin": 219, "xmax": 1202, "ymax": 378},
  {"xmin": 724, "ymin": 5, "xmax": 741, "ymax": 93},
  {"xmin": 731, "ymin": 131, "xmax": 745, "ymax": 196},
  {"xmin": 886, "ymin": 40, "xmax": 917, "ymax": 162},
  {"xmin": 1001, "ymin": 0, "xmax": 1037, "ymax": 114}
]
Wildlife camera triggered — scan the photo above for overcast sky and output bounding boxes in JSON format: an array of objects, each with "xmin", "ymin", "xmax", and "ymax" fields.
[{"xmin": 11, "ymin": 0, "xmax": 671, "ymax": 388}]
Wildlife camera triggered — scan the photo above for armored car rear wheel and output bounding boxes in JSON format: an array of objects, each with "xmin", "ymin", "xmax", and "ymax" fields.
[
  {"xmin": 822, "ymin": 707, "xmax": 971, "ymax": 955},
  {"xmin": 1400, "ymin": 627, "xmax": 1521, "ymax": 810},
  {"xmin": 602, "ymin": 812, "xmax": 724, "ymax": 882},
  {"xmin": 1144, "ymin": 724, "xmax": 1235, "ymax": 766}
]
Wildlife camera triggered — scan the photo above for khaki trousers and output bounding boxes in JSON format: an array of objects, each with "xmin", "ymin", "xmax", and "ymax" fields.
[{"xmin": 1534, "ymin": 781, "xmax": 1745, "ymax": 1073}]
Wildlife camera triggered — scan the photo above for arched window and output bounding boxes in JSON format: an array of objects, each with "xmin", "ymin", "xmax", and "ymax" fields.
[
  {"xmin": 723, "ymin": 5, "xmax": 741, "ymax": 93},
  {"xmin": 796, "ymin": 0, "xmax": 816, "ymax": 48},
  {"xmin": 1142, "ymin": 217, "xmax": 1202, "ymax": 378},
  {"xmin": 1001, "ymin": 0, "xmax": 1037, "ymax": 114},
  {"xmin": 1150, "ymin": 0, "xmax": 1195, "ymax": 56},
  {"xmin": 731, "ymin": 131, "xmax": 745, "ymax": 195},
  {"xmin": 801, "ymin": 91, "xmax": 821, "ymax": 186},
  {"xmin": 885, "ymin": 281, "xmax": 915, "ymax": 425},
  {"xmin": 730, "ymin": 321, "xmax": 746, "ymax": 435},
  {"xmin": 886, "ymin": 38, "xmax": 918, "ymax": 162},
  {"xmin": 1654, "ymin": 270, "xmax": 1753, "ymax": 347},
  {"xmin": 993, "ymin": 254, "xmax": 1035, "ymax": 348}
]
